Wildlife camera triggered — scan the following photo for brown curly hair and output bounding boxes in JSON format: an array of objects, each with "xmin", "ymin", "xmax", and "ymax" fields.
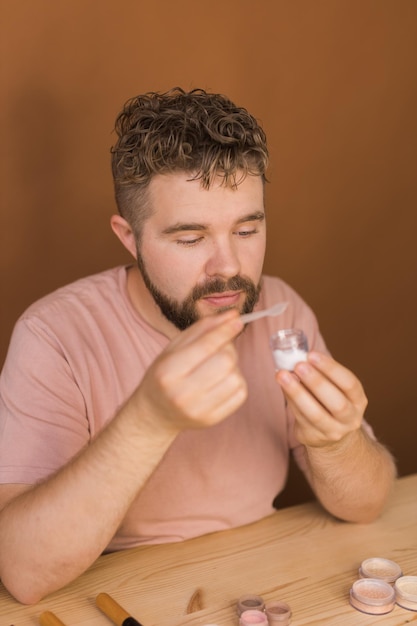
[{"xmin": 111, "ymin": 87, "xmax": 269, "ymax": 235}]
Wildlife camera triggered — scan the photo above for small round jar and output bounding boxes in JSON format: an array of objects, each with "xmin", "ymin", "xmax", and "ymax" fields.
[
  {"xmin": 236, "ymin": 595, "xmax": 265, "ymax": 617},
  {"xmin": 239, "ymin": 609, "xmax": 268, "ymax": 625},
  {"xmin": 264, "ymin": 600, "xmax": 292, "ymax": 624},
  {"xmin": 359, "ymin": 557, "xmax": 402, "ymax": 584},
  {"xmin": 395, "ymin": 575, "xmax": 417, "ymax": 611},
  {"xmin": 270, "ymin": 329, "xmax": 308, "ymax": 371},
  {"xmin": 350, "ymin": 578, "xmax": 396, "ymax": 615}
]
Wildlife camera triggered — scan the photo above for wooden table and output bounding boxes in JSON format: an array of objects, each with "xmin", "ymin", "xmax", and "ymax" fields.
[{"xmin": 1, "ymin": 474, "xmax": 416, "ymax": 626}]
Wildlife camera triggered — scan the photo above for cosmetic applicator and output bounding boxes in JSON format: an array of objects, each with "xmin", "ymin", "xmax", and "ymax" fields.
[
  {"xmin": 96, "ymin": 592, "xmax": 144, "ymax": 626},
  {"xmin": 39, "ymin": 611, "xmax": 68, "ymax": 626}
]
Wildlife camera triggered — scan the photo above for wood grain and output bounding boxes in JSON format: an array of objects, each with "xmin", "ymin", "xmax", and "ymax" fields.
[{"xmin": 1, "ymin": 474, "xmax": 416, "ymax": 625}]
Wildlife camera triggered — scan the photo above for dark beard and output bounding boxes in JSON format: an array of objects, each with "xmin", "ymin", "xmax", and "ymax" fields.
[{"xmin": 136, "ymin": 252, "xmax": 261, "ymax": 331}]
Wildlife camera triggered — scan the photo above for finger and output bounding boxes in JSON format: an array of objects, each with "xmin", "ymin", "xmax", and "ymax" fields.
[
  {"xmin": 163, "ymin": 311, "xmax": 244, "ymax": 378},
  {"xmin": 307, "ymin": 352, "xmax": 367, "ymax": 410},
  {"xmin": 164, "ymin": 344, "xmax": 243, "ymax": 417},
  {"xmin": 292, "ymin": 361, "xmax": 363, "ymax": 426},
  {"xmin": 183, "ymin": 369, "xmax": 248, "ymax": 426},
  {"xmin": 277, "ymin": 369, "xmax": 362, "ymax": 445}
]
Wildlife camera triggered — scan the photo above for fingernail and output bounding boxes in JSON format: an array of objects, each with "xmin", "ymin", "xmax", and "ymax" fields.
[
  {"xmin": 277, "ymin": 370, "xmax": 293, "ymax": 385},
  {"xmin": 295, "ymin": 362, "xmax": 311, "ymax": 376}
]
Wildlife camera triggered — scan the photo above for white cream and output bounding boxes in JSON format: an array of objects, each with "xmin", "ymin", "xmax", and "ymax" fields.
[{"xmin": 272, "ymin": 348, "xmax": 308, "ymax": 371}]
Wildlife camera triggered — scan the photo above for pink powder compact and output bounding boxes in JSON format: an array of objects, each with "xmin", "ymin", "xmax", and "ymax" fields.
[
  {"xmin": 394, "ymin": 575, "xmax": 417, "ymax": 611},
  {"xmin": 350, "ymin": 578, "xmax": 396, "ymax": 615},
  {"xmin": 359, "ymin": 557, "xmax": 402, "ymax": 584},
  {"xmin": 239, "ymin": 609, "xmax": 269, "ymax": 625}
]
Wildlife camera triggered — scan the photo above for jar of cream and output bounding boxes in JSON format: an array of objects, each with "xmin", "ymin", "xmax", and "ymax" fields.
[{"xmin": 270, "ymin": 329, "xmax": 308, "ymax": 371}]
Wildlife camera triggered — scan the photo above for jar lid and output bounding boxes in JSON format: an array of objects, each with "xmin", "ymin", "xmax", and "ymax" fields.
[
  {"xmin": 350, "ymin": 578, "xmax": 396, "ymax": 615},
  {"xmin": 359, "ymin": 557, "xmax": 402, "ymax": 583},
  {"xmin": 395, "ymin": 575, "xmax": 417, "ymax": 611}
]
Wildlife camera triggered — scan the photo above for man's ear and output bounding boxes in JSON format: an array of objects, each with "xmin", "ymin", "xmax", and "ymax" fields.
[{"xmin": 110, "ymin": 215, "xmax": 138, "ymax": 259}]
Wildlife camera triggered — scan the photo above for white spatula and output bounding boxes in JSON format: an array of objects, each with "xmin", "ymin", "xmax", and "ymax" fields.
[{"xmin": 240, "ymin": 301, "xmax": 288, "ymax": 324}]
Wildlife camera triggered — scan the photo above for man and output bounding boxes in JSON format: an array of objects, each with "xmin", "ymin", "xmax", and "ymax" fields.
[{"xmin": 0, "ymin": 88, "xmax": 396, "ymax": 604}]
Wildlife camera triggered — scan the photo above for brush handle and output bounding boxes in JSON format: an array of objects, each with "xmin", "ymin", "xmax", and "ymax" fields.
[
  {"xmin": 96, "ymin": 592, "xmax": 143, "ymax": 626},
  {"xmin": 39, "ymin": 611, "xmax": 67, "ymax": 626}
]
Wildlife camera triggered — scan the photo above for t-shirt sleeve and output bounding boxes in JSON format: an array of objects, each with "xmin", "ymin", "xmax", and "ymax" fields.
[{"xmin": 0, "ymin": 316, "xmax": 90, "ymax": 484}]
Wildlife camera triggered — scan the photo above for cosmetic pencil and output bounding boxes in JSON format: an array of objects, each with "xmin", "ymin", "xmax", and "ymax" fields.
[
  {"xmin": 96, "ymin": 592, "xmax": 144, "ymax": 626},
  {"xmin": 39, "ymin": 611, "xmax": 68, "ymax": 626}
]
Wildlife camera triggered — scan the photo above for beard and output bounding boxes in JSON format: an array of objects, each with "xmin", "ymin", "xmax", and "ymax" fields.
[{"xmin": 136, "ymin": 251, "xmax": 261, "ymax": 331}]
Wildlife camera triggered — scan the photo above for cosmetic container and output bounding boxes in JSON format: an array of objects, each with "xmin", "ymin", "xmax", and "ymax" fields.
[
  {"xmin": 349, "ymin": 578, "xmax": 395, "ymax": 615},
  {"xmin": 395, "ymin": 575, "xmax": 417, "ymax": 611},
  {"xmin": 237, "ymin": 595, "xmax": 265, "ymax": 616},
  {"xmin": 270, "ymin": 329, "xmax": 308, "ymax": 371},
  {"xmin": 359, "ymin": 557, "xmax": 402, "ymax": 584},
  {"xmin": 264, "ymin": 600, "xmax": 292, "ymax": 624},
  {"xmin": 239, "ymin": 609, "xmax": 268, "ymax": 625}
]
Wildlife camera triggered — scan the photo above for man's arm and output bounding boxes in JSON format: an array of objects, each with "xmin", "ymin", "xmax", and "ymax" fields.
[
  {"xmin": 277, "ymin": 351, "xmax": 397, "ymax": 522},
  {"xmin": 0, "ymin": 310, "xmax": 245, "ymax": 604}
]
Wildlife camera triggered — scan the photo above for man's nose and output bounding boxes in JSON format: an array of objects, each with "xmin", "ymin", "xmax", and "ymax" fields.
[{"xmin": 205, "ymin": 239, "xmax": 241, "ymax": 278}]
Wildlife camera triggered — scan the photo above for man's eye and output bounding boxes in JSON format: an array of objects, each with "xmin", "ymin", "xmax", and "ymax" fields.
[
  {"xmin": 176, "ymin": 237, "xmax": 203, "ymax": 246},
  {"xmin": 236, "ymin": 229, "xmax": 258, "ymax": 237}
]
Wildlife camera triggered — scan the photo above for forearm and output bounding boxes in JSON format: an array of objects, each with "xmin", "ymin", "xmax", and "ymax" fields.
[
  {"xmin": 0, "ymin": 396, "xmax": 177, "ymax": 604},
  {"xmin": 303, "ymin": 427, "xmax": 397, "ymax": 523},
  {"xmin": 0, "ymin": 310, "xmax": 246, "ymax": 604}
]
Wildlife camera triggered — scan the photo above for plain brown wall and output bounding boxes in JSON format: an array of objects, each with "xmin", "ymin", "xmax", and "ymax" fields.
[{"xmin": 1, "ymin": 0, "xmax": 416, "ymax": 507}]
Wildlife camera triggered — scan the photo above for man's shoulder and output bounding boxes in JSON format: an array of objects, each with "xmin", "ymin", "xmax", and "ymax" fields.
[
  {"xmin": 260, "ymin": 274, "xmax": 304, "ymax": 305},
  {"xmin": 20, "ymin": 266, "xmax": 128, "ymax": 325}
]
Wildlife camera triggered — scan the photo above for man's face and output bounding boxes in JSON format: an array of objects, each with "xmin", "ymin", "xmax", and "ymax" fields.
[{"xmin": 136, "ymin": 172, "xmax": 266, "ymax": 330}]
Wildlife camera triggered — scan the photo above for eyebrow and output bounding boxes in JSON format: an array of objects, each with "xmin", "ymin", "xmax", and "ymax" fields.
[{"xmin": 162, "ymin": 211, "xmax": 265, "ymax": 235}]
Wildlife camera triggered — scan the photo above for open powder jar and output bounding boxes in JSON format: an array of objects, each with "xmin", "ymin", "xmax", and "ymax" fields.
[
  {"xmin": 350, "ymin": 578, "xmax": 396, "ymax": 614},
  {"xmin": 395, "ymin": 575, "xmax": 417, "ymax": 611},
  {"xmin": 237, "ymin": 595, "xmax": 265, "ymax": 616},
  {"xmin": 239, "ymin": 609, "xmax": 268, "ymax": 625},
  {"xmin": 359, "ymin": 557, "xmax": 402, "ymax": 584},
  {"xmin": 264, "ymin": 600, "xmax": 292, "ymax": 624}
]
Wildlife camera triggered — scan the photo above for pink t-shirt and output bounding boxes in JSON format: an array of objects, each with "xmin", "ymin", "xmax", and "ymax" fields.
[{"xmin": 0, "ymin": 266, "xmax": 328, "ymax": 550}]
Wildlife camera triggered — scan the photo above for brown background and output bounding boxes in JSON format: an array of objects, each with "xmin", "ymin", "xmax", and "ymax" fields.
[{"xmin": 1, "ymin": 0, "xmax": 416, "ymax": 507}]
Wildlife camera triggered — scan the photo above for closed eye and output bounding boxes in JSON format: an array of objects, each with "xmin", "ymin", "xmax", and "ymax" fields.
[
  {"xmin": 176, "ymin": 236, "xmax": 204, "ymax": 246},
  {"xmin": 234, "ymin": 228, "xmax": 259, "ymax": 237}
]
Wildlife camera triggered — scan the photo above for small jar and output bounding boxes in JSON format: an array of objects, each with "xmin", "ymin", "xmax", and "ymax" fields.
[
  {"xmin": 350, "ymin": 578, "xmax": 396, "ymax": 615},
  {"xmin": 264, "ymin": 600, "xmax": 292, "ymax": 624},
  {"xmin": 359, "ymin": 557, "xmax": 402, "ymax": 584},
  {"xmin": 395, "ymin": 575, "xmax": 417, "ymax": 611},
  {"xmin": 270, "ymin": 329, "xmax": 308, "ymax": 371},
  {"xmin": 236, "ymin": 595, "xmax": 265, "ymax": 616},
  {"xmin": 239, "ymin": 609, "xmax": 268, "ymax": 625}
]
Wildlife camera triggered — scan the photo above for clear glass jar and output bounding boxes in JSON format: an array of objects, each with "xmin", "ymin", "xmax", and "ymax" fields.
[{"xmin": 270, "ymin": 328, "xmax": 308, "ymax": 371}]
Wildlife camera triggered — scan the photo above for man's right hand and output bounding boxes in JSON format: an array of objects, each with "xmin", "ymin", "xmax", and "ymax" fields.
[{"xmin": 133, "ymin": 309, "xmax": 247, "ymax": 433}]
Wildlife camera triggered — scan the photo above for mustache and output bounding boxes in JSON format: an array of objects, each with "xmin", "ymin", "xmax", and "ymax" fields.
[{"xmin": 191, "ymin": 276, "xmax": 255, "ymax": 300}]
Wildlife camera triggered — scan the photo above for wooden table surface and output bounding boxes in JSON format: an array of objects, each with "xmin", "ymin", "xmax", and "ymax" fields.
[{"xmin": 1, "ymin": 473, "xmax": 416, "ymax": 626}]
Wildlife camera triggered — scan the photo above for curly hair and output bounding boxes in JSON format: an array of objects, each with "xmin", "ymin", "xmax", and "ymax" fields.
[{"xmin": 111, "ymin": 87, "xmax": 269, "ymax": 235}]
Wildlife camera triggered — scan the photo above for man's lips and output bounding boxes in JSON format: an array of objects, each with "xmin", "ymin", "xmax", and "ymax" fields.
[{"xmin": 201, "ymin": 291, "xmax": 242, "ymax": 307}]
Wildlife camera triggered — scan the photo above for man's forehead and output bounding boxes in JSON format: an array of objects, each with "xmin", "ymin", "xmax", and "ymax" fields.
[{"xmin": 147, "ymin": 171, "xmax": 264, "ymax": 218}]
